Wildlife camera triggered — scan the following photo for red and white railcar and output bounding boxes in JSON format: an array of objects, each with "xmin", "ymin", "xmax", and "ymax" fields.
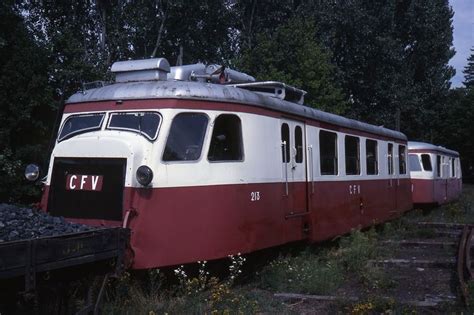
[
  {"xmin": 36, "ymin": 58, "xmax": 412, "ymax": 269},
  {"xmin": 408, "ymin": 141, "xmax": 462, "ymax": 205}
]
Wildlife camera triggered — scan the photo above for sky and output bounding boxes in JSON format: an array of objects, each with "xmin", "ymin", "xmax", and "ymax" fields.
[{"xmin": 449, "ymin": 0, "xmax": 474, "ymax": 88}]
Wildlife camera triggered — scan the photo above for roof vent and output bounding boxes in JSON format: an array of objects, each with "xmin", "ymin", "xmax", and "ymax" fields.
[
  {"xmin": 231, "ymin": 81, "xmax": 307, "ymax": 104},
  {"xmin": 111, "ymin": 58, "xmax": 170, "ymax": 83},
  {"xmin": 169, "ymin": 63, "xmax": 255, "ymax": 84}
]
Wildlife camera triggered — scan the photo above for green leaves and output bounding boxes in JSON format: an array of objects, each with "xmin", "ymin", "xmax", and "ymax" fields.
[{"xmin": 237, "ymin": 18, "xmax": 348, "ymax": 115}]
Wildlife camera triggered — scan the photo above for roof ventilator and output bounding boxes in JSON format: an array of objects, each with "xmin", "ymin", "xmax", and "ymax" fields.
[
  {"xmin": 231, "ymin": 81, "xmax": 307, "ymax": 105},
  {"xmin": 169, "ymin": 63, "xmax": 255, "ymax": 84},
  {"xmin": 111, "ymin": 58, "xmax": 171, "ymax": 83}
]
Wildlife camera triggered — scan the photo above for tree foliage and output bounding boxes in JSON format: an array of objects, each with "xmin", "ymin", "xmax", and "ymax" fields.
[
  {"xmin": 237, "ymin": 18, "xmax": 348, "ymax": 114},
  {"xmin": 0, "ymin": 1, "xmax": 54, "ymax": 202},
  {"xmin": 463, "ymin": 48, "xmax": 474, "ymax": 89}
]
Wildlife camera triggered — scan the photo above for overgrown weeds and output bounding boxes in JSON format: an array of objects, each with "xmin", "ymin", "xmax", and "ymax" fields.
[
  {"xmin": 258, "ymin": 229, "xmax": 388, "ymax": 295},
  {"xmin": 103, "ymin": 254, "xmax": 261, "ymax": 314}
]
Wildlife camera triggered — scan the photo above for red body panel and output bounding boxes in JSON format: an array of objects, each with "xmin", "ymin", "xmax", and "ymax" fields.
[
  {"xmin": 412, "ymin": 178, "xmax": 462, "ymax": 205},
  {"xmin": 41, "ymin": 178, "xmax": 412, "ymax": 269}
]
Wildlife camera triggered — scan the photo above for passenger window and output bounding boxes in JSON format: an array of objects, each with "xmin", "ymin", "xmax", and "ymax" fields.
[
  {"xmin": 366, "ymin": 139, "xmax": 378, "ymax": 175},
  {"xmin": 345, "ymin": 136, "xmax": 360, "ymax": 175},
  {"xmin": 421, "ymin": 154, "xmax": 432, "ymax": 171},
  {"xmin": 399, "ymin": 145, "xmax": 407, "ymax": 174},
  {"xmin": 436, "ymin": 155, "xmax": 441, "ymax": 177},
  {"xmin": 163, "ymin": 113, "xmax": 208, "ymax": 161},
  {"xmin": 409, "ymin": 154, "xmax": 422, "ymax": 172},
  {"xmin": 281, "ymin": 124, "xmax": 290, "ymax": 163},
  {"xmin": 295, "ymin": 126, "xmax": 303, "ymax": 163},
  {"xmin": 208, "ymin": 114, "xmax": 243, "ymax": 162},
  {"xmin": 388, "ymin": 143, "xmax": 394, "ymax": 175},
  {"xmin": 320, "ymin": 130, "xmax": 338, "ymax": 175}
]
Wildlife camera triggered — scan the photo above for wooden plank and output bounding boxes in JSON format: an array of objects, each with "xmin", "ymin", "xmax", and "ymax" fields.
[
  {"xmin": 369, "ymin": 258, "xmax": 456, "ymax": 268},
  {"xmin": 274, "ymin": 293, "xmax": 358, "ymax": 302},
  {"xmin": 381, "ymin": 240, "xmax": 457, "ymax": 247},
  {"xmin": 274, "ymin": 293, "xmax": 457, "ymax": 307},
  {"xmin": 417, "ymin": 222, "xmax": 473, "ymax": 229}
]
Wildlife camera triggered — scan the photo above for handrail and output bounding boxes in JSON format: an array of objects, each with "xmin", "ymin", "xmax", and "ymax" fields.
[
  {"xmin": 282, "ymin": 141, "xmax": 288, "ymax": 196},
  {"xmin": 308, "ymin": 145, "xmax": 314, "ymax": 194}
]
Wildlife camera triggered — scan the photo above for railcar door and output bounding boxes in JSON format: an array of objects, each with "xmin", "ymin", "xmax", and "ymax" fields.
[{"xmin": 280, "ymin": 119, "xmax": 308, "ymax": 217}]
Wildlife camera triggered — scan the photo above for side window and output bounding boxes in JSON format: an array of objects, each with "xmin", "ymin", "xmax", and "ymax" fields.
[
  {"xmin": 163, "ymin": 113, "xmax": 208, "ymax": 161},
  {"xmin": 320, "ymin": 130, "xmax": 338, "ymax": 175},
  {"xmin": 409, "ymin": 154, "xmax": 422, "ymax": 172},
  {"xmin": 345, "ymin": 135, "xmax": 360, "ymax": 175},
  {"xmin": 295, "ymin": 126, "xmax": 303, "ymax": 163},
  {"xmin": 421, "ymin": 154, "xmax": 432, "ymax": 171},
  {"xmin": 399, "ymin": 145, "xmax": 407, "ymax": 174},
  {"xmin": 366, "ymin": 139, "xmax": 378, "ymax": 175},
  {"xmin": 436, "ymin": 155, "xmax": 441, "ymax": 177},
  {"xmin": 451, "ymin": 158, "xmax": 455, "ymax": 177},
  {"xmin": 281, "ymin": 124, "xmax": 290, "ymax": 163},
  {"xmin": 208, "ymin": 114, "xmax": 243, "ymax": 162},
  {"xmin": 388, "ymin": 143, "xmax": 394, "ymax": 175}
]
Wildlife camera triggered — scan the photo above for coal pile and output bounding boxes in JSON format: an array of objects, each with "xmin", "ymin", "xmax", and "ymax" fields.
[{"xmin": 0, "ymin": 204, "xmax": 96, "ymax": 242}]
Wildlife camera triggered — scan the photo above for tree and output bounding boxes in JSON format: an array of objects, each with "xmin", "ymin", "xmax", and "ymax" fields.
[
  {"xmin": 302, "ymin": 0, "xmax": 454, "ymax": 140},
  {"xmin": 463, "ymin": 48, "xmax": 474, "ymax": 89},
  {"xmin": 236, "ymin": 18, "xmax": 348, "ymax": 114},
  {"xmin": 0, "ymin": 1, "xmax": 54, "ymax": 202}
]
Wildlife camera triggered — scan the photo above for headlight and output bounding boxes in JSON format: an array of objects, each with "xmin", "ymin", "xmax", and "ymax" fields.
[
  {"xmin": 136, "ymin": 165, "xmax": 153, "ymax": 186},
  {"xmin": 25, "ymin": 164, "xmax": 40, "ymax": 181}
]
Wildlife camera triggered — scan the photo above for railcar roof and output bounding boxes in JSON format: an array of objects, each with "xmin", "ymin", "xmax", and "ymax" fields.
[
  {"xmin": 67, "ymin": 80, "xmax": 407, "ymax": 141},
  {"xmin": 408, "ymin": 141, "xmax": 459, "ymax": 156}
]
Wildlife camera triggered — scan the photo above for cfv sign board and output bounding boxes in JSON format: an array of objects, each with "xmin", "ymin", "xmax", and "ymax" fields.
[{"xmin": 66, "ymin": 174, "xmax": 104, "ymax": 191}]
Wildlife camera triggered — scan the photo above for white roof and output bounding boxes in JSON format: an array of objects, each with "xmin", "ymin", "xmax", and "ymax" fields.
[{"xmin": 408, "ymin": 141, "xmax": 459, "ymax": 156}]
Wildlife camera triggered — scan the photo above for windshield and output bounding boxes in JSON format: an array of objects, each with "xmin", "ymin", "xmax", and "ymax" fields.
[
  {"xmin": 58, "ymin": 113, "xmax": 105, "ymax": 141},
  {"xmin": 409, "ymin": 154, "xmax": 422, "ymax": 172},
  {"xmin": 107, "ymin": 112, "xmax": 161, "ymax": 140}
]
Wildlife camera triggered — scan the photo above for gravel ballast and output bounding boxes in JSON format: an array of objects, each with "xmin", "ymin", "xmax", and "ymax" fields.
[{"xmin": 0, "ymin": 203, "xmax": 96, "ymax": 242}]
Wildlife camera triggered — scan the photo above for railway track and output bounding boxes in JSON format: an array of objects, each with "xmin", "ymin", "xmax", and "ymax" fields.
[
  {"xmin": 273, "ymin": 220, "xmax": 474, "ymax": 312},
  {"xmin": 375, "ymin": 220, "xmax": 474, "ymax": 309}
]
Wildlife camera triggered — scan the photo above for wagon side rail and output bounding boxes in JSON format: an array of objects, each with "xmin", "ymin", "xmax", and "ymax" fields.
[{"xmin": 0, "ymin": 227, "xmax": 130, "ymax": 292}]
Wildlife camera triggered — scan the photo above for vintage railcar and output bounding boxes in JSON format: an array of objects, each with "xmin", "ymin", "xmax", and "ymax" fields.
[
  {"xmin": 30, "ymin": 58, "xmax": 412, "ymax": 269},
  {"xmin": 408, "ymin": 141, "xmax": 462, "ymax": 206}
]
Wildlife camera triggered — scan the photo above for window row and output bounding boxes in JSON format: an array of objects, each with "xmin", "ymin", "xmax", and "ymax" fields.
[
  {"xmin": 409, "ymin": 153, "xmax": 459, "ymax": 178},
  {"xmin": 280, "ymin": 125, "xmax": 407, "ymax": 176},
  {"xmin": 318, "ymin": 130, "xmax": 406, "ymax": 176}
]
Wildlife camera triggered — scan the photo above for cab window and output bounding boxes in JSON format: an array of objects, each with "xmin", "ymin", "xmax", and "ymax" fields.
[
  {"xmin": 409, "ymin": 154, "xmax": 422, "ymax": 172},
  {"xmin": 163, "ymin": 113, "xmax": 208, "ymax": 161},
  {"xmin": 421, "ymin": 154, "xmax": 432, "ymax": 171}
]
